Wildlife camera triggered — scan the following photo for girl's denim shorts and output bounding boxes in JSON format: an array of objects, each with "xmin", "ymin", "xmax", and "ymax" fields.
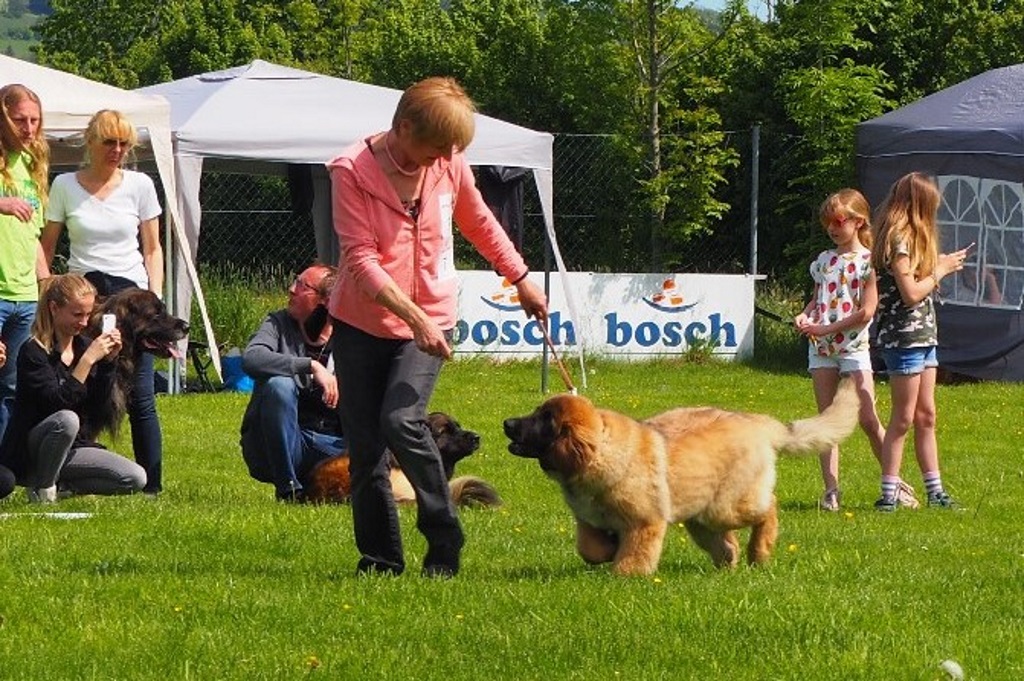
[{"xmin": 881, "ymin": 346, "xmax": 938, "ymax": 376}]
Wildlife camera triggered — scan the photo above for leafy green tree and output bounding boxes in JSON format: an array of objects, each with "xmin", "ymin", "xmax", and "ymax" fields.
[
  {"xmin": 715, "ymin": 0, "xmax": 889, "ymax": 283},
  {"xmin": 36, "ymin": 0, "xmax": 352, "ymax": 87},
  {"xmin": 357, "ymin": 0, "xmax": 477, "ymax": 90},
  {"xmin": 863, "ymin": 0, "xmax": 1024, "ymax": 105},
  {"xmin": 576, "ymin": 0, "xmax": 743, "ymax": 271}
]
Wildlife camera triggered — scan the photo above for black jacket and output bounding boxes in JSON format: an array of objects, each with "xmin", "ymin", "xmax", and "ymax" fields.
[{"xmin": 0, "ymin": 335, "xmax": 116, "ymax": 479}]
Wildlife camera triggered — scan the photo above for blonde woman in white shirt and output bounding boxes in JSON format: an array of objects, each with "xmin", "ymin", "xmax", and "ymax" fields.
[{"xmin": 40, "ymin": 109, "xmax": 165, "ymax": 495}]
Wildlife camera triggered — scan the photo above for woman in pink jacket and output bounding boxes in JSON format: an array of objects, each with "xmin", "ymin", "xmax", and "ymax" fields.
[{"xmin": 328, "ymin": 77, "xmax": 548, "ymax": 578}]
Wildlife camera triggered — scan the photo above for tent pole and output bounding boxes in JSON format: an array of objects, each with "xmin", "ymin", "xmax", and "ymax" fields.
[{"xmin": 164, "ymin": 212, "xmax": 182, "ymax": 394}]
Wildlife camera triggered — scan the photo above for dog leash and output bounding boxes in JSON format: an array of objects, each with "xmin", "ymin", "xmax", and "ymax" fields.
[
  {"xmin": 539, "ymin": 322, "xmax": 577, "ymax": 395},
  {"xmin": 754, "ymin": 305, "xmax": 796, "ymax": 327}
]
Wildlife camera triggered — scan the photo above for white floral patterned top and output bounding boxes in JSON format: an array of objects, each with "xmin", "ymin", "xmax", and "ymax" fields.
[{"xmin": 808, "ymin": 247, "xmax": 874, "ymax": 356}]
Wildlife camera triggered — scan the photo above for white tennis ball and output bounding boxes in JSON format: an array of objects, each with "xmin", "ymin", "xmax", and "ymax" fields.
[{"xmin": 939, "ymin": 659, "xmax": 964, "ymax": 680}]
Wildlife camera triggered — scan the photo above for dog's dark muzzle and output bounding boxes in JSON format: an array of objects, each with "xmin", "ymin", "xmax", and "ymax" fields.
[{"xmin": 503, "ymin": 417, "xmax": 536, "ymax": 458}]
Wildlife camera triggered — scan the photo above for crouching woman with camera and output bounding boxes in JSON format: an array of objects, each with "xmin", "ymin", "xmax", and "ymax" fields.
[{"xmin": 0, "ymin": 274, "xmax": 146, "ymax": 502}]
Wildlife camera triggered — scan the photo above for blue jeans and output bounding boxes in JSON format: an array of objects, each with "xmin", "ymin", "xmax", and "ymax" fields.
[
  {"xmin": 240, "ymin": 376, "xmax": 345, "ymax": 498},
  {"xmin": 0, "ymin": 300, "xmax": 36, "ymax": 444},
  {"xmin": 332, "ymin": 320, "xmax": 463, "ymax": 576},
  {"xmin": 129, "ymin": 352, "xmax": 163, "ymax": 493}
]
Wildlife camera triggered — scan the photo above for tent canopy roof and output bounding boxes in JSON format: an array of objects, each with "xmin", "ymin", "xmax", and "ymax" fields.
[
  {"xmin": 0, "ymin": 54, "xmax": 172, "ymax": 166},
  {"xmin": 858, "ymin": 63, "xmax": 1024, "ymax": 157},
  {"xmin": 139, "ymin": 60, "xmax": 552, "ymax": 170}
]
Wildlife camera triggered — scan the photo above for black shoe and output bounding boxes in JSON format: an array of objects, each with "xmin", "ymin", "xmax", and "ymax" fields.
[
  {"xmin": 926, "ymin": 491, "xmax": 960, "ymax": 509},
  {"xmin": 276, "ymin": 488, "xmax": 307, "ymax": 504},
  {"xmin": 422, "ymin": 542, "xmax": 462, "ymax": 578},
  {"xmin": 355, "ymin": 557, "xmax": 404, "ymax": 577},
  {"xmin": 874, "ymin": 496, "xmax": 897, "ymax": 513}
]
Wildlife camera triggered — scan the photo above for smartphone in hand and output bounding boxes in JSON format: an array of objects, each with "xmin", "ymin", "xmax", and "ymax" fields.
[{"xmin": 102, "ymin": 313, "xmax": 116, "ymax": 333}]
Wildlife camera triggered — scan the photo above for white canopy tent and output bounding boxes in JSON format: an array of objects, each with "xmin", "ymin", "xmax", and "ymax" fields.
[
  {"xmin": 139, "ymin": 60, "xmax": 583, "ymax": 383},
  {"xmin": 0, "ymin": 55, "xmax": 217, "ymax": 388}
]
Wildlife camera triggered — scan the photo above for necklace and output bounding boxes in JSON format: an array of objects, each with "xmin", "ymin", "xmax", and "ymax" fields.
[{"xmin": 384, "ymin": 132, "xmax": 421, "ymax": 178}]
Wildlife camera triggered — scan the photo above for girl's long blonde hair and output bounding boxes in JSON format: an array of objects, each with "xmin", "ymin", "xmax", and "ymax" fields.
[
  {"xmin": 871, "ymin": 171, "xmax": 941, "ymax": 278},
  {"xmin": 0, "ymin": 84, "xmax": 49, "ymax": 205},
  {"xmin": 32, "ymin": 274, "xmax": 96, "ymax": 354},
  {"xmin": 820, "ymin": 188, "xmax": 873, "ymax": 248}
]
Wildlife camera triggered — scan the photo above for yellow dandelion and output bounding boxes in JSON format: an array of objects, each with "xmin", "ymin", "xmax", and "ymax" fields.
[
  {"xmin": 653, "ymin": 577, "xmax": 662, "ymax": 584},
  {"xmin": 173, "ymin": 606, "xmax": 184, "ymax": 613},
  {"xmin": 844, "ymin": 511, "xmax": 854, "ymax": 519},
  {"xmin": 342, "ymin": 604, "xmax": 352, "ymax": 611},
  {"xmin": 787, "ymin": 543, "xmax": 798, "ymax": 553},
  {"xmin": 305, "ymin": 656, "xmax": 321, "ymax": 670}
]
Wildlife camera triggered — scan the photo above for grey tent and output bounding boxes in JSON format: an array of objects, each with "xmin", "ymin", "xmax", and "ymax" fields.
[{"xmin": 857, "ymin": 64, "xmax": 1024, "ymax": 381}]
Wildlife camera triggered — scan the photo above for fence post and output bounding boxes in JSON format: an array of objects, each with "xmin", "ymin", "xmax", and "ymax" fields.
[
  {"xmin": 541, "ymin": 238, "xmax": 552, "ymax": 393},
  {"xmin": 749, "ymin": 124, "xmax": 760, "ymax": 275}
]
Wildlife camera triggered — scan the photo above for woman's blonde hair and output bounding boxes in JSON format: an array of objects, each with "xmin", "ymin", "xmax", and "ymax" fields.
[
  {"xmin": 84, "ymin": 109, "xmax": 138, "ymax": 166},
  {"xmin": 871, "ymin": 172, "xmax": 941, "ymax": 278},
  {"xmin": 820, "ymin": 188, "xmax": 873, "ymax": 249},
  {"xmin": 0, "ymin": 83, "xmax": 49, "ymax": 204},
  {"xmin": 392, "ymin": 76, "xmax": 476, "ymax": 152},
  {"xmin": 32, "ymin": 274, "xmax": 97, "ymax": 353}
]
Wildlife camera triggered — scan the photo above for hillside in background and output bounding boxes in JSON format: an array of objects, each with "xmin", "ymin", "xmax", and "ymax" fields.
[{"xmin": 0, "ymin": 1, "xmax": 49, "ymax": 62}]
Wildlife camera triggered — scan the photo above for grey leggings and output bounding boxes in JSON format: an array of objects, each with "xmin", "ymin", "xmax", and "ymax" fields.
[{"xmin": 27, "ymin": 410, "xmax": 147, "ymax": 495}]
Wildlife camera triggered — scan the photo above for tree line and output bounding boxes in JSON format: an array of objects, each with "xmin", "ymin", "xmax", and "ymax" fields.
[{"xmin": 33, "ymin": 0, "xmax": 1024, "ymax": 282}]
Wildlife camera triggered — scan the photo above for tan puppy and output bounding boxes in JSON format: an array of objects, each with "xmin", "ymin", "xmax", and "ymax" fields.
[{"xmin": 503, "ymin": 382, "xmax": 858, "ymax": 575}]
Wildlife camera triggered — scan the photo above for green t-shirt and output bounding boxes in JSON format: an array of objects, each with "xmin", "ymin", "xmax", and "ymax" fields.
[{"xmin": 0, "ymin": 151, "xmax": 43, "ymax": 301}]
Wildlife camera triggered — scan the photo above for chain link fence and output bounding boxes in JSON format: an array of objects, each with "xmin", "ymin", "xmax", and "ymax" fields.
[{"xmin": 192, "ymin": 133, "xmax": 757, "ymax": 279}]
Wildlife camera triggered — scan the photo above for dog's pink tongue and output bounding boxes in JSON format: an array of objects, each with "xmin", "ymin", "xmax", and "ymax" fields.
[{"xmin": 168, "ymin": 345, "xmax": 183, "ymax": 360}]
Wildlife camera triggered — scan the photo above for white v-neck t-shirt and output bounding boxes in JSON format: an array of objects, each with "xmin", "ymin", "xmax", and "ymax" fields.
[{"xmin": 47, "ymin": 170, "xmax": 162, "ymax": 288}]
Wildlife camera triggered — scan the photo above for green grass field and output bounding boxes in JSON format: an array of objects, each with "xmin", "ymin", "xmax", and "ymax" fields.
[{"xmin": 0, "ymin": 357, "xmax": 1021, "ymax": 680}]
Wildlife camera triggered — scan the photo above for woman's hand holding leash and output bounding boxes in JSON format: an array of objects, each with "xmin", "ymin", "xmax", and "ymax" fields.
[{"xmin": 515, "ymin": 278, "xmax": 548, "ymax": 325}]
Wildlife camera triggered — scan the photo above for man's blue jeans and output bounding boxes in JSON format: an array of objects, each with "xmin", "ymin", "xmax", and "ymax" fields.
[
  {"xmin": 0, "ymin": 299, "xmax": 36, "ymax": 444},
  {"xmin": 240, "ymin": 376, "xmax": 344, "ymax": 498}
]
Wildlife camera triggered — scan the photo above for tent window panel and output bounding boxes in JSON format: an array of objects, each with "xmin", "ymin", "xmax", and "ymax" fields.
[
  {"xmin": 981, "ymin": 179, "xmax": 1024, "ymax": 309},
  {"xmin": 938, "ymin": 176, "xmax": 1024, "ymax": 310},
  {"xmin": 938, "ymin": 176, "xmax": 984, "ymax": 305},
  {"xmin": 938, "ymin": 176, "xmax": 982, "ymax": 224}
]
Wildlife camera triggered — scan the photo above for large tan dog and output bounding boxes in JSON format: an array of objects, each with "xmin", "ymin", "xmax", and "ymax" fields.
[{"xmin": 503, "ymin": 382, "xmax": 858, "ymax": 575}]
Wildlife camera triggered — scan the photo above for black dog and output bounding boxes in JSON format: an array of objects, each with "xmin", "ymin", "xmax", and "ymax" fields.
[
  {"xmin": 82, "ymin": 288, "xmax": 189, "ymax": 440},
  {"xmin": 305, "ymin": 412, "xmax": 501, "ymax": 508}
]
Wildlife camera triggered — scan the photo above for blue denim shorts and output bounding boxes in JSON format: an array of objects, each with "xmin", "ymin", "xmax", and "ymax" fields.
[{"xmin": 881, "ymin": 346, "xmax": 938, "ymax": 376}]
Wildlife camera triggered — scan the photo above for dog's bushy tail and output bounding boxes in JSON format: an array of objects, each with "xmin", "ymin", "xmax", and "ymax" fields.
[
  {"xmin": 782, "ymin": 379, "xmax": 859, "ymax": 454},
  {"xmin": 450, "ymin": 476, "xmax": 502, "ymax": 508}
]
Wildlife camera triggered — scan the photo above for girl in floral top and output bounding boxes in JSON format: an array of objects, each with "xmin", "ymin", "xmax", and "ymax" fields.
[
  {"xmin": 870, "ymin": 172, "xmax": 971, "ymax": 511},
  {"xmin": 796, "ymin": 189, "xmax": 899, "ymax": 511}
]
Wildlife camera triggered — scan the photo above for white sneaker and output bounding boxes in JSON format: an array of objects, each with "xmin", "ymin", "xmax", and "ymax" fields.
[{"xmin": 26, "ymin": 485, "xmax": 58, "ymax": 504}]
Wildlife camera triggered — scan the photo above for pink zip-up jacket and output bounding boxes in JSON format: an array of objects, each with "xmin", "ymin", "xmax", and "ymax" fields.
[{"xmin": 326, "ymin": 136, "xmax": 529, "ymax": 340}]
